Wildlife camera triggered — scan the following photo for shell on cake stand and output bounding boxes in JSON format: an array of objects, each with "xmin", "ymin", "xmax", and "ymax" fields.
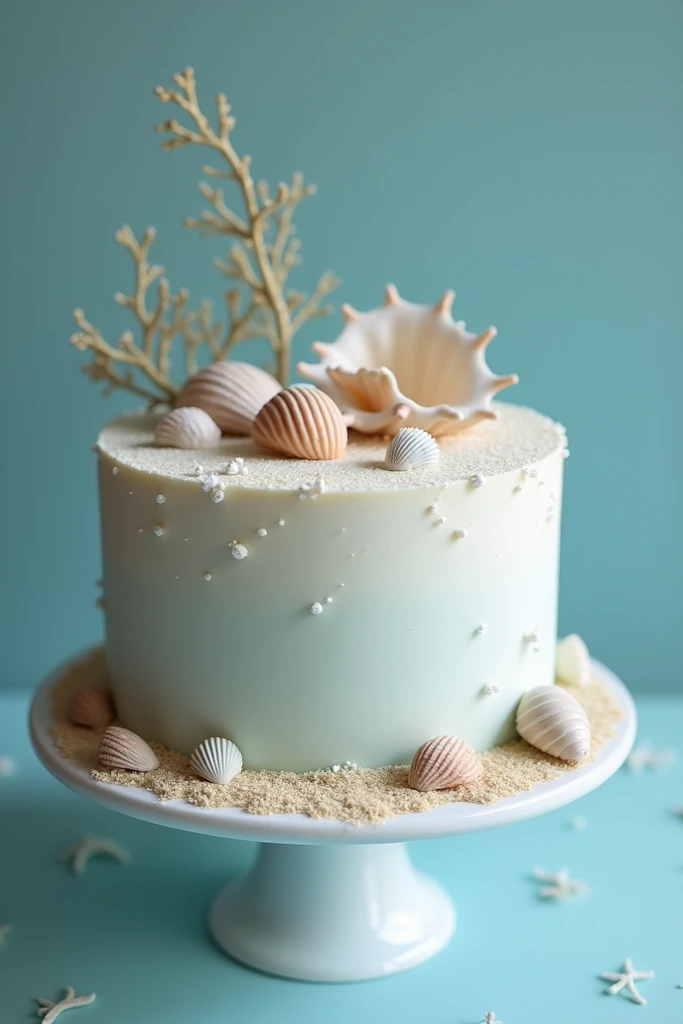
[
  {"xmin": 297, "ymin": 285, "xmax": 518, "ymax": 437},
  {"xmin": 408, "ymin": 735, "xmax": 482, "ymax": 792},
  {"xmin": 99, "ymin": 726, "xmax": 160, "ymax": 772},
  {"xmin": 67, "ymin": 687, "xmax": 115, "ymax": 730},
  {"xmin": 190, "ymin": 737, "xmax": 243, "ymax": 784},
  {"xmin": 516, "ymin": 686, "xmax": 591, "ymax": 762}
]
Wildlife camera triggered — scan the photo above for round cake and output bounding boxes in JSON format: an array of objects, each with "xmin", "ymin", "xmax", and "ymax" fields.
[{"xmin": 96, "ymin": 403, "xmax": 566, "ymax": 772}]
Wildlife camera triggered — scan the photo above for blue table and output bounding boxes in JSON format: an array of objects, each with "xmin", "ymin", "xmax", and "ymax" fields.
[{"xmin": 1, "ymin": 689, "xmax": 681, "ymax": 1023}]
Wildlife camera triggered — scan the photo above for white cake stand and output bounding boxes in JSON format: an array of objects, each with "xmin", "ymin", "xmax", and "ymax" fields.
[{"xmin": 29, "ymin": 655, "xmax": 635, "ymax": 983}]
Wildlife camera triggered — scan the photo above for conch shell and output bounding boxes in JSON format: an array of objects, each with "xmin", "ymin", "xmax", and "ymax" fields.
[{"xmin": 298, "ymin": 285, "xmax": 518, "ymax": 437}]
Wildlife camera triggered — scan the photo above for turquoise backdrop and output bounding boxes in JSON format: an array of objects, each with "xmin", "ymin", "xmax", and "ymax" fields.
[{"xmin": 2, "ymin": 0, "xmax": 682, "ymax": 691}]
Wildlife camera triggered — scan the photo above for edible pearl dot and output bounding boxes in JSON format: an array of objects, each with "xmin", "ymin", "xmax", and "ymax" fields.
[
  {"xmin": 112, "ymin": 466, "xmax": 119, "ymax": 475},
  {"xmin": 470, "ymin": 474, "xmax": 484, "ymax": 489},
  {"xmin": 153, "ymin": 525, "xmax": 164, "ymax": 537},
  {"xmin": 427, "ymin": 504, "xmax": 439, "ymax": 514},
  {"xmin": 156, "ymin": 494, "xmax": 166, "ymax": 504},
  {"xmin": 231, "ymin": 543, "xmax": 249, "ymax": 560},
  {"xmin": 138, "ymin": 528, "xmax": 143, "ymax": 533},
  {"xmin": 452, "ymin": 528, "xmax": 468, "ymax": 540},
  {"xmin": 204, "ymin": 572, "xmax": 212, "ymax": 581},
  {"xmin": 278, "ymin": 519, "xmax": 286, "ymax": 526},
  {"xmin": 311, "ymin": 602, "xmax": 323, "ymax": 615},
  {"xmin": 257, "ymin": 528, "xmax": 267, "ymax": 537},
  {"xmin": 325, "ymin": 597, "xmax": 333, "ymax": 604}
]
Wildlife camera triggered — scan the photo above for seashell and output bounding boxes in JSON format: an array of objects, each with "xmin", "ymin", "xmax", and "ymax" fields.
[
  {"xmin": 516, "ymin": 686, "xmax": 591, "ymax": 762},
  {"xmin": 384, "ymin": 427, "xmax": 440, "ymax": 471},
  {"xmin": 408, "ymin": 735, "xmax": 482, "ymax": 792},
  {"xmin": 190, "ymin": 737, "xmax": 243, "ymax": 784},
  {"xmin": 67, "ymin": 687, "xmax": 115, "ymax": 730},
  {"xmin": 176, "ymin": 361, "xmax": 281, "ymax": 435},
  {"xmin": 297, "ymin": 284, "xmax": 518, "ymax": 437},
  {"xmin": 252, "ymin": 384, "xmax": 347, "ymax": 460},
  {"xmin": 154, "ymin": 406, "xmax": 221, "ymax": 449},
  {"xmin": 99, "ymin": 726, "xmax": 160, "ymax": 772},
  {"xmin": 555, "ymin": 634, "xmax": 591, "ymax": 688}
]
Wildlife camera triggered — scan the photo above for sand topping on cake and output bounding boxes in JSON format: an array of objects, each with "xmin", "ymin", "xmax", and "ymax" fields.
[
  {"xmin": 50, "ymin": 649, "xmax": 620, "ymax": 826},
  {"xmin": 97, "ymin": 402, "xmax": 566, "ymax": 493}
]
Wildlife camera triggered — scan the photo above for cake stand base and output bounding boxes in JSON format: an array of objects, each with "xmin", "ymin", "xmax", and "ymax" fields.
[
  {"xmin": 30, "ymin": 653, "xmax": 635, "ymax": 983},
  {"xmin": 209, "ymin": 842, "xmax": 454, "ymax": 982}
]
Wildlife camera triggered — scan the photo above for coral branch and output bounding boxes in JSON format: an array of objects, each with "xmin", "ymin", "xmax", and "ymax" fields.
[{"xmin": 36, "ymin": 987, "xmax": 96, "ymax": 1023}]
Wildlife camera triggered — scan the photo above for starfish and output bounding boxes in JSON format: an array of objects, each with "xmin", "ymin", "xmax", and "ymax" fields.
[
  {"xmin": 0, "ymin": 923, "xmax": 12, "ymax": 947},
  {"xmin": 481, "ymin": 1013, "xmax": 502, "ymax": 1024},
  {"xmin": 60, "ymin": 835, "xmax": 130, "ymax": 876},
  {"xmin": 35, "ymin": 987, "xmax": 96, "ymax": 1022},
  {"xmin": 627, "ymin": 741, "xmax": 677, "ymax": 772},
  {"xmin": 533, "ymin": 867, "xmax": 588, "ymax": 901},
  {"xmin": 601, "ymin": 959, "xmax": 654, "ymax": 1005}
]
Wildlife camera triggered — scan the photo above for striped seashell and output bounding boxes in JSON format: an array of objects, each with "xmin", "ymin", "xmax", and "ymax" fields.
[
  {"xmin": 99, "ymin": 726, "xmax": 160, "ymax": 772},
  {"xmin": 176, "ymin": 361, "xmax": 281, "ymax": 435},
  {"xmin": 384, "ymin": 427, "xmax": 440, "ymax": 471},
  {"xmin": 67, "ymin": 687, "xmax": 115, "ymax": 730},
  {"xmin": 408, "ymin": 734, "xmax": 482, "ymax": 792},
  {"xmin": 555, "ymin": 634, "xmax": 591, "ymax": 688},
  {"xmin": 252, "ymin": 385, "xmax": 348, "ymax": 460},
  {"xmin": 516, "ymin": 685, "xmax": 591, "ymax": 762},
  {"xmin": 154, "ymin": 406, "xmax": 221, "ymax": 449},
  {"xmin": 190, "ymin": 737, "xmax": 243, "ymax": 784}
]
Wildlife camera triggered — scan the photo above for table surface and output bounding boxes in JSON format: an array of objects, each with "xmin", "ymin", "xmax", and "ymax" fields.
[{"xmin": 1, "ymin": 690, "xmax": 681, "ymax": 1024}]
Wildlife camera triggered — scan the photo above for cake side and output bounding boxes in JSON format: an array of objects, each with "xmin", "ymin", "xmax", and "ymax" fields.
[{"xmin": 97, "ymin": 405, "xmax": 565, "ymax": 771}]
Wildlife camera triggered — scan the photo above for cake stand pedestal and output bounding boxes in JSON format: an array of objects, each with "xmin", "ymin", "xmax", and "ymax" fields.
[{"xmin": 29, "ymin": 657, "xmax": 635, "ymax": 983}]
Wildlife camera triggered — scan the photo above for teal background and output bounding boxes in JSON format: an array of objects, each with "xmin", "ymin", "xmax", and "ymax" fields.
[{"xmin": 2, "ymin": 0, "xmax": 682, "ymax": 691}]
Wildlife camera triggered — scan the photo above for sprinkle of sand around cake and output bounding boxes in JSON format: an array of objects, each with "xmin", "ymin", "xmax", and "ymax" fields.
[{"xmin": 50, "ymin": 649, "xmax": 622, "ymax": 826}]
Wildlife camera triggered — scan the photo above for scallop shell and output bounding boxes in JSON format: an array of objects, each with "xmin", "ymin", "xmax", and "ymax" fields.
[
  {"xmin": 154, "ymin": 406, "xmax": 221, "ymax": 449},
  {"xmin": 190, "ymin": 737, "xmax": 243, "ymax": 784},
  {"xmin": 252, "ymin": 384, "xmax": 348, "ymax": 460},
  {"xmin": 516, "ymin": 686, "xmax": 591, "ymax": 762},
  {"xmin": 67, "ymin": 687, "xmax": 115, "ymax": 730},
  {"xmin": 297, "ymin": 284, "xmax": 518, "ymax": 437},
  {"xmin": 176, "ymin": 361, "xmax": 281, "ymax": 435},
  {"xmin": 555, "ymin": 634, "xmax": 591, "ymax": 688},
  {"xmin": 408, "ymin": 735, "xmax": 482, "ymax": 792},
  {"xmin": 384, "ymin": 427, "xmax": 439, "ymax": 471},
  {"xmin": 99, "ymin": 726, "xmax": 160, "ymax": 772}
]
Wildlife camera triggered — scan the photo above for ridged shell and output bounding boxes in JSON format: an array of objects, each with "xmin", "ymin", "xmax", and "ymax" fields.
[
  {"xmin": 408, "ymin": 735, "xmax": 482, "ymax": 792},
  {"xmin": 99, "ymin": 726, "xmax": 160, "ymax": 772},
  {"xmin": 516, "ymin": 686, "xmax": 591, "ymax": 762},
  {"xmin": 154, "ymin": 406, "xmax": 221, "ymax": 449},
  {"xmin": 252, "ymin": 385, "xmax": 348, "ymax": 460},
  {"xmin": 384, "ymin": 427, "xmax": 440, "ymax": 471},
  {"xmin": 190, "ymin": 737, "xmax": 243, "ymax": 784},
  {"xmin": 298, "ymin": 284, "xmax": 518, "ymax": 437},
  {"xmin": 555, "ymin": 634, "xmax": 591, "ymax": 688},
  {"xmin": 67, "ymin": 687, "xmax": 115, "ymax": 730},
  {"xmin": 176, "ymin": 361, "xmax": 281, "ymax": 435}
]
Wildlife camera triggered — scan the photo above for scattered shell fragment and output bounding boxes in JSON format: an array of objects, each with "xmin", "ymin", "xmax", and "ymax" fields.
[
  {"xmin": 384, "ymin": 427, "xmax": 440, "ymax": 471},
  {"xmin": 252, "ymin": 385, "xmax": 348, "ymax": 460},
  {"xmin": 555, "ymin": 634, "xmax": 591, "ymax": 688},
  {"xmin": 67, "ymin": 688, "xmax": 114, "ymax": 730},
  {"xmin": 190, "ymin": 737, "xmax": 243, "ymax": 785},
  {"xmin": 99, "ymin": 726, "xmax": 160, "ymax": 772},
  {"xmin": 408, "ymin": 735, "xmax": 483, "ymax": 792},
  {"xmin": 177, "ymin": 361, "xmax": 281, "ymax": 435},
  {"xmin": 516, "ymin": 686, "xmax": 591, "ymax": 762},
  {"xmin": 154, "ymin": 406, "xmax": 221, "ymax": 449}
]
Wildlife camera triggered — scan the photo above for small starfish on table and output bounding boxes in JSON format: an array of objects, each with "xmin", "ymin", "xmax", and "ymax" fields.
[
  {"xmin": 0, "ymin": 923, "xmax": 12, "ymax": 948},
  {"xmin": 533, "ymin": 867, "xmax": 588, "ymax": 901},
  {"xmin": 481, "ymin": 1013, "xmax": 502, "ymax": 1024},
  {"xmin": 627, "ymin": 741, "xmax": 677, "ymax": 772},
  {"xmin": 601, "ymin": 959, "xmax": 654, "ymax": 1005},
  {"xmin": 35, "ymin": 987, "xmax": 96, "ymax": 1023},
  {"xmin": 60, "ymin": 834, "xmax": 130, "ymax": 876}
]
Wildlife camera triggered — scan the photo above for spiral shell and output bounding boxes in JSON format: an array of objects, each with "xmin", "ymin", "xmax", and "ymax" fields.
[
  {"xmin": 67, "ymin": 687, "xmax": 115, "ymax": 730},
  {"xmin": 154, "ymin": 406, "xmax": 221, "ymax": 449},
  {"xmin": 99, "ymin": 726, "xmax": 160, "ymax": 772},
  {"xmin": 252, "ymin": 385, "xmax": 348, "ymax": 460},
  {"xmin": 555, "ymin": 634, "xmax": 591, "ymax": 688},
  {"xmin": 190, "ymin": 737, "xmax": 243, "ymax": 784},
  {"xmin": 516, "ymin": 686, "xmax": 591, "ymax": 762},
  {"xmin": 176, "ymin": 361, "xmax": 281, "ymax": 435},
  {"xmin": 408, "ymin": 735, "xmax": 482, "ymax": 792},
  {"xmin": 384, "ymin": 427, "xmax": 440, "ymax": 471}
]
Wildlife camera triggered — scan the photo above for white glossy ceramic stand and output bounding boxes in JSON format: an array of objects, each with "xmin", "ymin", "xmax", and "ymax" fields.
[{"xmin": 30, "ymin": 654, "xmax": 635, "ymax": 983}]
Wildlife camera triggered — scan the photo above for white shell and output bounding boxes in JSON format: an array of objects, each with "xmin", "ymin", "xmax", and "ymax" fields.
[
  {"xmin": 516, "ymin": 686, "xmax": 591, "ymax": 762},
  {"xmin": 177, "ymin": 361, "xmax": 281, "ymax": 435},
  {"xmin": 556, "ymin": 634, "xmax": 591, "ymax": 688},
  {"xmin": 298, "ymin": 285, "xmax": 518, "ymax": 437},
  {"xmin": 384, "ymin": 427, "xmax": 439, "ymax": 471},
  {"xmin": 99, "ymin": 726, "xmax": 160, "ymax": 772},
  {"xmin": 67, "ymin": 687, "xmax": 115, "ymax": 730},
  {"xmin": 408, "ymin": 735, "xmax": 482, "ymax": 792},
  {"xmin": 190, "ymin": 737, "xmax": 243, "ymax": 784},
  {"xmin": 154, "ymin": 406, "xmax": 221, "ymax": 449}
]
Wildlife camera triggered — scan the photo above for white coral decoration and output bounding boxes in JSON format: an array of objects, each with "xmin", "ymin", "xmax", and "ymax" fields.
[
  {"xmin": 36, "ymin": 987, "xmax": 96, "ymax": 1023},
  {"xmin": 384, "ymin": 427, "xmax": 440, "ymax": 471},
  {"xmin": 297, "ymin": 284, "xmax": 518, "ymax": 437},
  {"xmin": 190, "ymin": 737, "xmax": 243, "ymax": 784}
]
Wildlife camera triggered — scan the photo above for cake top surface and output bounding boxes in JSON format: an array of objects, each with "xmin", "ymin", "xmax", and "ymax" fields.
[{"xmin": 97, "ymin": 402, "xmax": 566, "ymax": 493}]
